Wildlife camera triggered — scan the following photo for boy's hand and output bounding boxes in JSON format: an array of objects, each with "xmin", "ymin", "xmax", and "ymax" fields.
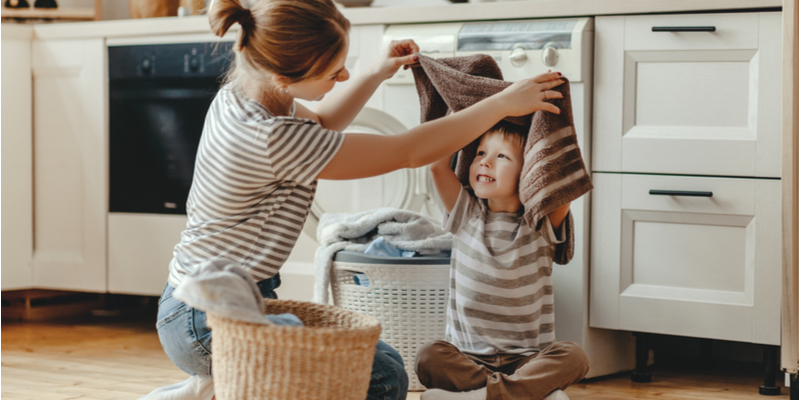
[
  {"xmin": 497, "ymin": 71, "xmax": 564, "ymax": 117},
  {"xmin": 371, "ymin": 39, "xmax": 420, "ymax": 81}
]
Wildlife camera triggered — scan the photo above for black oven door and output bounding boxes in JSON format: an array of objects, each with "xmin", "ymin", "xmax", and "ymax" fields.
[
  {"xmin": 110, "ymin": 82, "xmax": 217, "ymax": 214},
  {"xmin": 109, "ymin": 42, "xmax": 232, "ymax": 215}
]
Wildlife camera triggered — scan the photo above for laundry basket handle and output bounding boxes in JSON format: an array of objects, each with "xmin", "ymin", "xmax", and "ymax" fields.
[{"xmin": 333, "ymin": 265, "xmax": 373, "ymax": 290}]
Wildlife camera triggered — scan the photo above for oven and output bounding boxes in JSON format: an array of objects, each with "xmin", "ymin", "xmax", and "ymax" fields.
[
  {"xmin": 107, "ymin": 41, "xmax": 233, "ymax": 295},
  {"xmin": 108, "ymin": 42, "xmax": 232, "ymax": 215}
]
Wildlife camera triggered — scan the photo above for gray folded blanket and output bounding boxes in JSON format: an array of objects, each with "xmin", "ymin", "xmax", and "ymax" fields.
[{"xmin": 411, "ymin": 54, "xmax": 593, "ymax": 230}]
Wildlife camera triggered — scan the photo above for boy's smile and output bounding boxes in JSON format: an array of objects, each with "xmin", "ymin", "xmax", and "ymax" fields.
[{"xmin": 469, "ymin": 132, "xmax": 524, "ymax": 213}]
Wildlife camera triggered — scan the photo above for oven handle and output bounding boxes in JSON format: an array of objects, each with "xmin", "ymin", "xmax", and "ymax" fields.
[{"xmin": 649, "ymin": 190, "xmax": 713, "ymax": 197}]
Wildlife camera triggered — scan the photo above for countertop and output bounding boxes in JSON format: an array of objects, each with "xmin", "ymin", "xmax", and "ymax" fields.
[{"xmin": 11, "ymin": 0, "xmax": 782, "ymax": 41}]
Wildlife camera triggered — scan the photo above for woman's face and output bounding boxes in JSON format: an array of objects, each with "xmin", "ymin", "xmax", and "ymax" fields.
[{"xmin": 288, "ymin": 40, "xmax": 350, "ymax": 102}]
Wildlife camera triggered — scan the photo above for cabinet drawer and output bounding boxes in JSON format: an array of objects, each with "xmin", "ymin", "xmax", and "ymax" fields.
[
  {"xmin": 621, "ymin": 174, "xmax": 755, "ymax": 216},
  {"xmin": 590, "ymin": 173, "xmax": 781, "ymax": 344},
  {"xmin": 625, "ymin": 13, "xmax": 759, "ymax": 51},
  {"xmin": 593, "ymin": 12, "xmax": 782, "ymax": 177}
]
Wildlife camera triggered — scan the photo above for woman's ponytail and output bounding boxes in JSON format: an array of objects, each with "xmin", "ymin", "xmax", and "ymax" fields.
[
  {"xmin": 215, "ymin": 0, "xmax": 350, "ymax": 87},
  {"xmin": 209, "ymin": 0, "xmax": 250, "ymax": 39}
]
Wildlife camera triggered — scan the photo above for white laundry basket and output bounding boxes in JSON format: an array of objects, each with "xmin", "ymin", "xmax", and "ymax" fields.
[{"xmin": 331, "ymin": 251, "xmax": 451, "ymax": 391}]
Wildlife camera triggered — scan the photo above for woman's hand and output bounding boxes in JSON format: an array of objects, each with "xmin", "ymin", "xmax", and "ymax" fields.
[
  {"xmin": 370, "ymin": 39, "xmax": 420, "ymax": 81},
  {"xmin": 495, "ymin": 71, "xmax": 565, "ymax": 117}
]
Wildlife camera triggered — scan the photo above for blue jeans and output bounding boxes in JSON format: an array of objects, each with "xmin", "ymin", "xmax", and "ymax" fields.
[{"xmin": 156, "ymin": 274, "xmax": 408, "ymax": 400}]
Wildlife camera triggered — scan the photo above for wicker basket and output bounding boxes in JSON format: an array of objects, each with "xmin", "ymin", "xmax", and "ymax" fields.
[
  {"xmin": 207, "ymin": 299, "xmax": 381, "ymax": 400},
  {"xmin": 331, "ymin": 251, "xmax": 451, "ymax": 391}
]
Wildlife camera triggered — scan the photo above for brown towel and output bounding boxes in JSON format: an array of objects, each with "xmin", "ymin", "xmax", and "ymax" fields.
[{"xmin": 412, "ymin": 54, "xmax": 593, "ymax": 264}]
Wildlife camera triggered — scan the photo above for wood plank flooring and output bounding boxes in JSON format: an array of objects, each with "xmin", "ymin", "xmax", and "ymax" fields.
[{"xmin": 1, "ymin": 305, "xmax": 789, "ymax": 400}]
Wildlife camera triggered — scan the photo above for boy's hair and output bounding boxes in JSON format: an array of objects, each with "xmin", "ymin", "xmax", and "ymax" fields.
[
  {"xmin": 210, "ymin": 0, "xmax": 350, "ymax": 86},
  {"xmin": 483, "ymin": 121, "xmax": 528, "ymax": 150}
]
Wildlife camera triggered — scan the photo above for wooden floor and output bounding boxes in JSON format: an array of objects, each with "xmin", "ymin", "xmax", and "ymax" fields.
[{"xmin": 1, "ymin": 305, "xmax": 790, "ymax": 400}]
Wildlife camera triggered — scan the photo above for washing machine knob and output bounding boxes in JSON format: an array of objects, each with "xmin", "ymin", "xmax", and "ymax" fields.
[
  {"xmin": 542, "ymin": 44, "xmax": 560, "ymax": 67},
  {"xmin": 509, "ymin": 46, "xmax": 528, "ymax": 67}
]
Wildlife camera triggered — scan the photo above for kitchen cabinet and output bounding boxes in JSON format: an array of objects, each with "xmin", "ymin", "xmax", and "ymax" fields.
[
  {"xmin": 593, "ymin": 12, "xmax": 782, "ymax": 177},
  {"xmin": 590, "ymin": 173, "xmax": 781, "ymax": 344},
  {"xmin": 31, "ymin": 38, "xmax": 108, "ymax": 292},
  {"xmin": 590, "ymin": 11, "xmax": 784, "ymax": 386},
  {"xmin": 2, "ymin": 25, "xmax": 34, "ymax": 291}
]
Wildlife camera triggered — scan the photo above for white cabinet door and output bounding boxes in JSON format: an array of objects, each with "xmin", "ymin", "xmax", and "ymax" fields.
[
  {"xmin": 108, "ymin": 214, "xmax": 184, "ymax": 296},
  {"xmin": 590, "ymin": 173, "xmax": 781, "ymax": 345},
  {"xmin": 31, "ymin": 39, "xmax": 108, "ymax": 292},
  {"xmin": 592, "ymin": 12, "xmax": 782, "ymax": 177},
  {"xmin": 2, "ymin": 26, "xmax": 34, "ymax": 290}
]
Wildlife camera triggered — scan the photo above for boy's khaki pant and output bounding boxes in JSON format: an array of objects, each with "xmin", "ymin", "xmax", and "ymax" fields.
[{"xmin": 415, "ymin": 340, "xmax": 590, "ymax": 400}]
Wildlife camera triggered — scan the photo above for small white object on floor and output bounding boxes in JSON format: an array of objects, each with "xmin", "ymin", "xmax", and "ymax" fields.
[
  {"xmin": 421, "ymin": 387, "xmax": 486, "ymax": 400},
  {"xmin": 139, "ymin": 375, "xmax": 214, "ymax": 400},
  {"xmin": 545, "ymin": 389, "xmax": 570, "ymax": 400}
]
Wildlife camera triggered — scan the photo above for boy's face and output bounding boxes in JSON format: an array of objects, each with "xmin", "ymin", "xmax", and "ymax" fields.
[{"xmin": 469, "ymin": 132, "xmax": 524, "ymax": 208}]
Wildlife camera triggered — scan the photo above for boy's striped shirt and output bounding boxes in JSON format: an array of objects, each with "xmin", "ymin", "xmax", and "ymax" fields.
[
  {"xmin": 444, "ymin": 187, "xmax": 566, "ymax": 355},
  {"xmin": 168, "ymin": 84, "xmax": 343, "ymax": 287}
]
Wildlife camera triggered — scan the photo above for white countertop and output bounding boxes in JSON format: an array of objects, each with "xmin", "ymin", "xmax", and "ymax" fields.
[{"xmin": 16, "ymin": 0, "xmax": 781, "ymax": 41}]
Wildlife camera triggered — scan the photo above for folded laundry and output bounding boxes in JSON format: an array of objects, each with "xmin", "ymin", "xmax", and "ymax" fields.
[{"xmin": 313, "ymin": 207, "xmax": 453, "ymax": 304}]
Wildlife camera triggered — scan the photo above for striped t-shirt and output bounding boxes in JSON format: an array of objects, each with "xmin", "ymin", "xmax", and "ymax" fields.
[
  {"xmin": 168, "ymin": 84, "xmax": 344, "ymax": 287},
  {"xmin": 444, "ymin": 187, "xmax": 567, "ymax": 355}
]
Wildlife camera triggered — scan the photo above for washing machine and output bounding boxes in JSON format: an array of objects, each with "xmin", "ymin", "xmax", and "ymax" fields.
[{"xmin": 375, "ymin": 18, "xmax": 635, "ymax": 379}]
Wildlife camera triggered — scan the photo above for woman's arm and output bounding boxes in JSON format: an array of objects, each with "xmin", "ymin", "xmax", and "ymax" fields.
[
  {"xmin": 318, "ymin": 72, "xmax": 564, "ymax": 180},
  {"xmin": 429, "ymin": 155, "xmax": 462, "ymax": 214},
  {"xmin": 313, "ymin": 40, "xmax": 419, "ymax": 132}
]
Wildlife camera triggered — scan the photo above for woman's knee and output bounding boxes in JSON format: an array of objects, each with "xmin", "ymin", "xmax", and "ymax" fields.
[
  {"xmin": 156, "ymin": 300, "xmax": 213, "ymax": 376},
  {"xmin": 368, "ymin": 343, "xmax": 408, "ymax": 400},
  {"xmin": 377, "ymin": 340, "xmax": 405, "ymax": 367}
]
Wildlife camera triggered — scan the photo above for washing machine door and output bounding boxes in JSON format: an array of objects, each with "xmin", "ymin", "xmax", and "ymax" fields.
[{"xmin": 304, "ymin": 107, "xmax": 443, "ymax": 241}]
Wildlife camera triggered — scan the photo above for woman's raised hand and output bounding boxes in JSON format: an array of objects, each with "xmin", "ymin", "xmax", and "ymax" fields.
[
  {"xmin": 497, "ymin": 71, "xmax": 565, "ymax": 117},
  {"xmin": 371, "ymin": 39, "xmax": 420, "ymax": 80}
]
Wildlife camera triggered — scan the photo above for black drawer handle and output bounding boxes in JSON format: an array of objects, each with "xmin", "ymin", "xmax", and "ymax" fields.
[
  {"xmin": 650, "ymin": 190, "xmax": 713, "ymax": 197},
  {"xmin": 652, "ymin": 26, "xmax": 716, "ymax": 32}
]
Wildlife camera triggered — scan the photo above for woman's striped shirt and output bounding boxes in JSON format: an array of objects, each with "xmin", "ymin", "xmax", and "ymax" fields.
[
  {"xmin": 444, "ymin": 187, "xmax": 567, "ymax": 355},
  {"xmin": 168, "ymin": 84, "xmax": 344, "ymax": 287}
]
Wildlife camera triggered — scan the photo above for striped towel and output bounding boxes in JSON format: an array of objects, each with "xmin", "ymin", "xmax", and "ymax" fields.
[{"xmin": 412, "ymin": 54, "xmax": 593, "ymax": 229}]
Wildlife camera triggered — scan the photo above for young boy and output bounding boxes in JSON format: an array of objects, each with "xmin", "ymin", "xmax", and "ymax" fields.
[{"xmin": 416, "ymin": 125, "xmax": 590, "ymax": 400}]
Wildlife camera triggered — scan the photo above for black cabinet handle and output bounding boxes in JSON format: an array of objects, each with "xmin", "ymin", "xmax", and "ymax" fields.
[
  {"xmin": 652, "ymin": 26, "xmax": 716, "ymax": 32},
  {"xmin": 649, "ymin": 190, "xmax": 713, "ymax": 197}
]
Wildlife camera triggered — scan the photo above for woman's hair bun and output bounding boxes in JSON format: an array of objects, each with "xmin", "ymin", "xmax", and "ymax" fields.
[{"xmin": 209, "ymin": 0, "xmax": 252, "ymax": 40}]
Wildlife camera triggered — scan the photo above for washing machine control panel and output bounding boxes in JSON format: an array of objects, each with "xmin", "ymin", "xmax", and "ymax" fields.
[
  {"xmin": 455, "ymin": 18, "xmax": 592, "ymax": 83},
  {"xmin": 384, "ymin": 18, "xmax": 592, "ymax": 85}
]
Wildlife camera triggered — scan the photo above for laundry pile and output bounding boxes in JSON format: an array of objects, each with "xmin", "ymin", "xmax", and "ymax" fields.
[{"xmin": 312, "ymin": 207, "xmax": 453, "ymax": 304}]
